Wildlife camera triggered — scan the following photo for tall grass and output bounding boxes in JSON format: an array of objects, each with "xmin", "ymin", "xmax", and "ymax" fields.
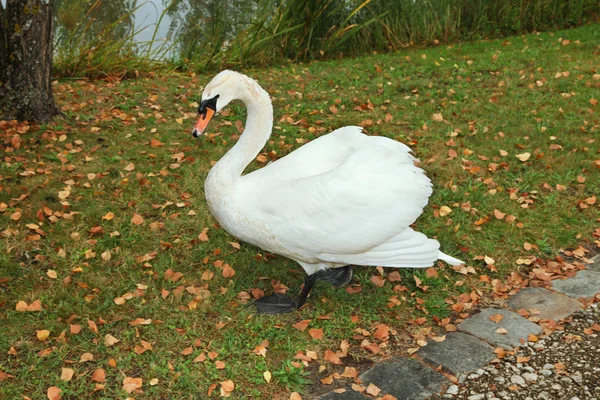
[{"xmin": 52, "ymin": 0, "xmax": 599, "ymax": 77}]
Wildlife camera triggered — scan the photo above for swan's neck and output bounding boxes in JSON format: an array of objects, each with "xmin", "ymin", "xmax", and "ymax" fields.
[{"xmin": 206, "ymin": 91, "xmax": 273, "ymax": 189}]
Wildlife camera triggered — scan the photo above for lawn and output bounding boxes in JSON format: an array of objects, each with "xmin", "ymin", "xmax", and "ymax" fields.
[{"xmin": 1, "ymin": 23, "xmax": 599, "ymax": 400}]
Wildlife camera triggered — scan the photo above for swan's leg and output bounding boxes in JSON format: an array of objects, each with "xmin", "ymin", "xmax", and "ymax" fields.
[
  {"xmin": 315, "ymin": 265, "xmax": 353, "ymax": 288},
  {"xmin": 254, "ymin": 274, "xmax": 317, "ymax": 314}
]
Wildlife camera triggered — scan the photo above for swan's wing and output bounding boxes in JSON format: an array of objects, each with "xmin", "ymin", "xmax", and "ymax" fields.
[
  {"xmin": 242, "ymin": 126, "xmax": 367, "ymax": 185},
  {"xmin": 239, "ymin": 138, "xmax": 433, "ymax": 256}
]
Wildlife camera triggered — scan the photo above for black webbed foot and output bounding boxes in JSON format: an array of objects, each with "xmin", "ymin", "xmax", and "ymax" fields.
[
  {"xmin": 255, "ymin": 274, "xmax": 317, "ymax": 314},
  {"xmin": 254, "ymin": 293, "xmax": 297, "ymax": 314},
  {"xmin": 315, "ymin": 265, "xmax": 353, "ymax": 288}
]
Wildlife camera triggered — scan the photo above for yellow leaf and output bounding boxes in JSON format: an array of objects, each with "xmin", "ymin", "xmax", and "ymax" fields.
[
  {"xmin": 516, "ymin": 152, "xmax": 531, "ymax": 162},
  {"xmin": 104, "ymin": 334, "xmax": 120, "ymax": 347},
  {"xmin": 439, "ymin": 205, "xmax": 452, "ymax": 216},
  {"xmin": 36, "ymin": 330, "xmax": 50, "ymax": 341},
  {"xmin": 60, "ymin": 368, "xmax": 74, "ymax": 382},
  {"xmin": 102, "ymin": 212, "xmax": 115, "ymax": 220}
]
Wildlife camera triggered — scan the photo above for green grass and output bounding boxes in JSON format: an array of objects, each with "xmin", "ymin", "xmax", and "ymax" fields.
[{"xmin": 1, "ymin": 23, "xmax": 599, "ymax": 399}]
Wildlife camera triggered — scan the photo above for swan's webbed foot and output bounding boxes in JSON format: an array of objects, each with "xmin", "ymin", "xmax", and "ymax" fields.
[
  {"xmin": 315, "ymin": 265, "xmax": 353, "ymax": 288},
  {"xmin": 254, "ymin": 293, "xmax": 297, "ymax": 314},
  {"xmin": 254, "ymin": 274, "xmax": 317, "ymax": 314}
]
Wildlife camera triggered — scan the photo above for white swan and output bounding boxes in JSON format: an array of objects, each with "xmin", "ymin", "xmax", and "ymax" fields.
[{"xmin": 192, "ymin": 70, "xmax": 464, "ymax": 313}]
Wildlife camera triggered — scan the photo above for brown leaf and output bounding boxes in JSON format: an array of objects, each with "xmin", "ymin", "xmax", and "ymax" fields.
[
  {"xmin": 290, "ymin": 393, "xmax": 302, "ymax": 400},
  {"xmin": 493, "ymin": 209, "xmax": 506, "ymax": 220},
  {"xmin": 215, "ymin": 360, "xmax": 225, "ymax": 369},
  {"xmin": 104, "ymin": 334, "xmax": 120, "ymax": 347},
  {"xmin": 122, "ymin": 377, "xmax": 143, "ymax": 394},
  {"xmin": 80, "ymin": 352, "xmax": 94, "ymax": 362},
  {"xmin": 366, "ymin": 383, "xmax": 381, "ymax": 396},
  {"xmin": 47, "ymin": 386, "xmax": 62, "ymax": 400},
  {"xmin": 308, "ymin": 328, "xmax": 323, "ymax": 340},
  {"xmin": 91, "ymin": 368, "xmax": 105, "ymax": 383},
  {"xmin": 320, "ymin": 374, "xmax": 334, "ymax": 385},
  {"xmin": 222, "ymin": 264, "xmax": 236, "ymax": 278},
  {"xmin": 60, "ymin": 367, "xmax": 74, "ymax": 381},
  {"xmin": 370, "ymin": 275, "xmax": 385, "ymax": 287},
  {"xmin": 220, "ymin": 380, "xmax": 235, "ymax": 397},
  {"xmin": 387, "ymin": 271, "xmax": 402, "ymax": 282},
  {"xmin": 323, "ymin": 349, "xmax": 342, "ymax": 365},
  {"xmin": 15, "ymin": 301, "xmax": 29, "ymax": 312},
  {"xmin": 181, "ymin": 347, "xmax": 193, "ymax": 356},
  {"xmin": 292, "ymin": 320, "xmax": 311, "ymax": 332},
  {"xmin": 489, "ymin": 314, "xmax": 504, "ymax": 323},
  {"xmin": 0, "ymin": 371, "xmax": 15, "ymax": 381},
  {"xmin": 27, "ymin": 300, "xmax": 42, "ymax": 311},
  {"xmin": 130, "ymin": 213, "xmax": 145, "ymax": 225}
]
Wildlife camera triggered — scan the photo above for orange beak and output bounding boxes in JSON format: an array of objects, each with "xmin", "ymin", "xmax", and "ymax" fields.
[{"xmin": 192, "ymin": 108, "xmax": 215, "ymax": 138}]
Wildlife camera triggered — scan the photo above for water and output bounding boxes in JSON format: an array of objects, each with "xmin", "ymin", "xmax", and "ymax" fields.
[{"xmin": 49, "ymin": 0, "xmax": 265, "ymax": 60}]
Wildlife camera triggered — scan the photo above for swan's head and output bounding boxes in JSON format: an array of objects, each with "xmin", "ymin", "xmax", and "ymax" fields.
[{"xmin": 192, "ymin": 70, "xmax": 262, "ymax": 138}]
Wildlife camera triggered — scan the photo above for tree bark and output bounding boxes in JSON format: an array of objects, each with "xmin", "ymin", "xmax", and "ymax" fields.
[{"xmin": 0, "ymin": 0, "xmax": 60, "ymax": 123}]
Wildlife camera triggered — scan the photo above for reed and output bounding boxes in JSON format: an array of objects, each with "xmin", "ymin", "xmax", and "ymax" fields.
[{"xmin": 52, "ymin": 0, "xmax": 599, "ymax": 78}]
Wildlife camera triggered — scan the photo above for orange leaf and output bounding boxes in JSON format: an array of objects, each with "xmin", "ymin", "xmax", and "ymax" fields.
[
  {"xmin": 181, "ymin": 347, "xmax": 193, "ymax": 356},
  {"xmin": 70, "ymin": 324, "xmax": 81, "ymax": 334},
  {"xmin": 91, "ymin": 369, "xmax": 105, "ymax": 383},
  {"xmin": 308, "ymin": 328, "xmax": 323, "ymax": 340},
  {"xmin": 489, "ymin": 313, "xmax": 504, "ymax": 323},
  {"xmin": 323, "ymin": 349, "xmax": 342, "ymax": 365},
  {"xmin": 122, "ymin": 377, "xmax": 142, "ymax": 394},
  {"xmin": 493, "ymin": 209, "xmax": 506, "ymax": 219},
  {"xmin": 370, "ymin": 275, "xmax": 385, "ymax": 287},
  {"xmin": 292, "ymin": 320, "xmax": 311, "ymax": 332},
  {"xmin": 222, "ymin": 264, "xmax": 235, "ymax": 278},
  {"xmin": 366, "ymin": 383, "xmax": 381, "ymax": 396},
  {"xmin": 215, "ymin": 360, "xmax": 226, "ymax": 369},
  {"xmin": 47, "ymin": 386, "xmax": 62, "ymax": 400},
  {"xmin": 130, "ymin": 213, "xmax": 145, "ymax": 225}
]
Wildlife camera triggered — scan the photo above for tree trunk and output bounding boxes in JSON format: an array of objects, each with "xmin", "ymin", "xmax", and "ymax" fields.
[{"xmin": 0, "ymin": 0, "xmax": 59, "ymax": 123}]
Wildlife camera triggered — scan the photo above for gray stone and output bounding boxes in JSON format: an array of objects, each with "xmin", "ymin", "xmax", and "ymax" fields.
[
  {"xmin": 319, "ymin": 389, "xmax": 368, "ymax": 400},
  {"xmin": 551, "ymin": 270, "xmax": 600, "ymax": 298},
  {"xmin": 457, "ymin": 308, "xmax": 542, "ymax": 349},
  {"xmin": 359, "ymin": 357, "xmax": 448, "ymax": 400},
  {"xmin": 507, "ymin": 287, "xmax": 582, "ymax": 320},
  {"xmin": 446, "ymin": 385, "xmax": 459, "ymax": 395},
  {"xmin": 587, "ymin": 254, "xmax": 600, "ymax": 272},
  {"xmin": 511, "ymin": 375, "xmax": 526, "ymax": 387},
  {"xmin": 417, "ymin": 332, "xmax": 495, "ymax": 376}
]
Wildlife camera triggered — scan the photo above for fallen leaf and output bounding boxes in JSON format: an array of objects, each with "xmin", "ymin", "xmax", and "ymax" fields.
[
  {"xmin": 516, "ymin": 152, "xmax": 531, "ymax": 162},
  {"xmin": 290, "ymin": 393, "xmax": 302, "ymax": 400},
  {"xmin": 91, "ymin": 368, "xmax": 105, "ymax": 383},
  {"xmin": 36, "ymin": 330, "xmax": 50, "ymax": 341},
  {"xmin": 366, "ymin": 383, "xmax": 381, "ymax": 396},
  {"xmin": 309, "ymin": 328, "xmax": 323, "ymax": 340},
  {"xmin": 220, "ymin": 379, "xmax": 235, "ymax": 397},
  {"xmin": 130, "ymin": 213, "xmax": 144, "ymax": 225},
  {"xmin": 292, "ymin": 320, "xmax": 311, "ymax": 332},
  {"xmin": 489, "ymin": 314, "xmax": 504, "ymax": 323},
  {"xmin": 323, "ymin": 349, "xmax": 342, "ymax": 364},
  {"xmin": 222, "ymin": 264, "xmax": 235, "ymax": 278},
  {"xmin": 47, "ymin": 386, "xmax": 62, "ymax": 400},
  {"xmin": 80, "ymin": 352, "xmax": 94, "ymax": 362},
  {"xmin": 263, "ymin": 370, "xmax": 272, "ymax": 383},
  {"xmin": 496, "ymin": 327, "xmax": 508, "ymax": 334},
  {"xmin": 104, "ymin": 334, "xmax": 120, "ymax": 347},
  {"xmin": 493, "ymin": 209, "xmax": 506, "ymax": 219},
  {"xmin": 46, "ymin": 270, "xmax": 58, "ymax": 279},
  {"xmin": 102, "ymin": 212, "xmax": 115, "ymax": 220},
  {"xmin": 439, "ymin": 205, "xmax": 452, "ymax": 216},
  {"xmin": 122, "ymin": 377, "xmax": 142, "ymax": 393},
  {"xmin": 60, "ymin": 367, "xmax": 74, "ymax": 381}
]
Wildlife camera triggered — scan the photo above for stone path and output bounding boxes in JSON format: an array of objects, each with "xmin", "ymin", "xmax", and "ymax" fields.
[{"xmin": 318, "ymin": 254, "xmax": 600, "ymax": 400}]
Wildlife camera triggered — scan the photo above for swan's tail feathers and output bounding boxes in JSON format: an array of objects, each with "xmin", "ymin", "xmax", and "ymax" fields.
[{"xmin": 438, "ymin": 251, "xmax": 465, "ymax": 266}]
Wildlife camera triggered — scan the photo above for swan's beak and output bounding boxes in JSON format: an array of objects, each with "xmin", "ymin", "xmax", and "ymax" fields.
[{"xmin": 192, "ymin": 108, "xmax": 215, "ymax": 138}]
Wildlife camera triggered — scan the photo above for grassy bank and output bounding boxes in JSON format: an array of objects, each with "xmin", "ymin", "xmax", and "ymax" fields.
[
  {"xmin": 52, "ymin": 0, "xmax": 599, "ymax": 78},
  {"xmin": 2, "ymin": 23, "xmax": 599, "ymax": 399}
]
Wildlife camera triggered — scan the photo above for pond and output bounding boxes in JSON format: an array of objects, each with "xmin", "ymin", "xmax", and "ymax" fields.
[{"xmin": 51, "ymin": 0, "xmax": 263, "ymax": 60}]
